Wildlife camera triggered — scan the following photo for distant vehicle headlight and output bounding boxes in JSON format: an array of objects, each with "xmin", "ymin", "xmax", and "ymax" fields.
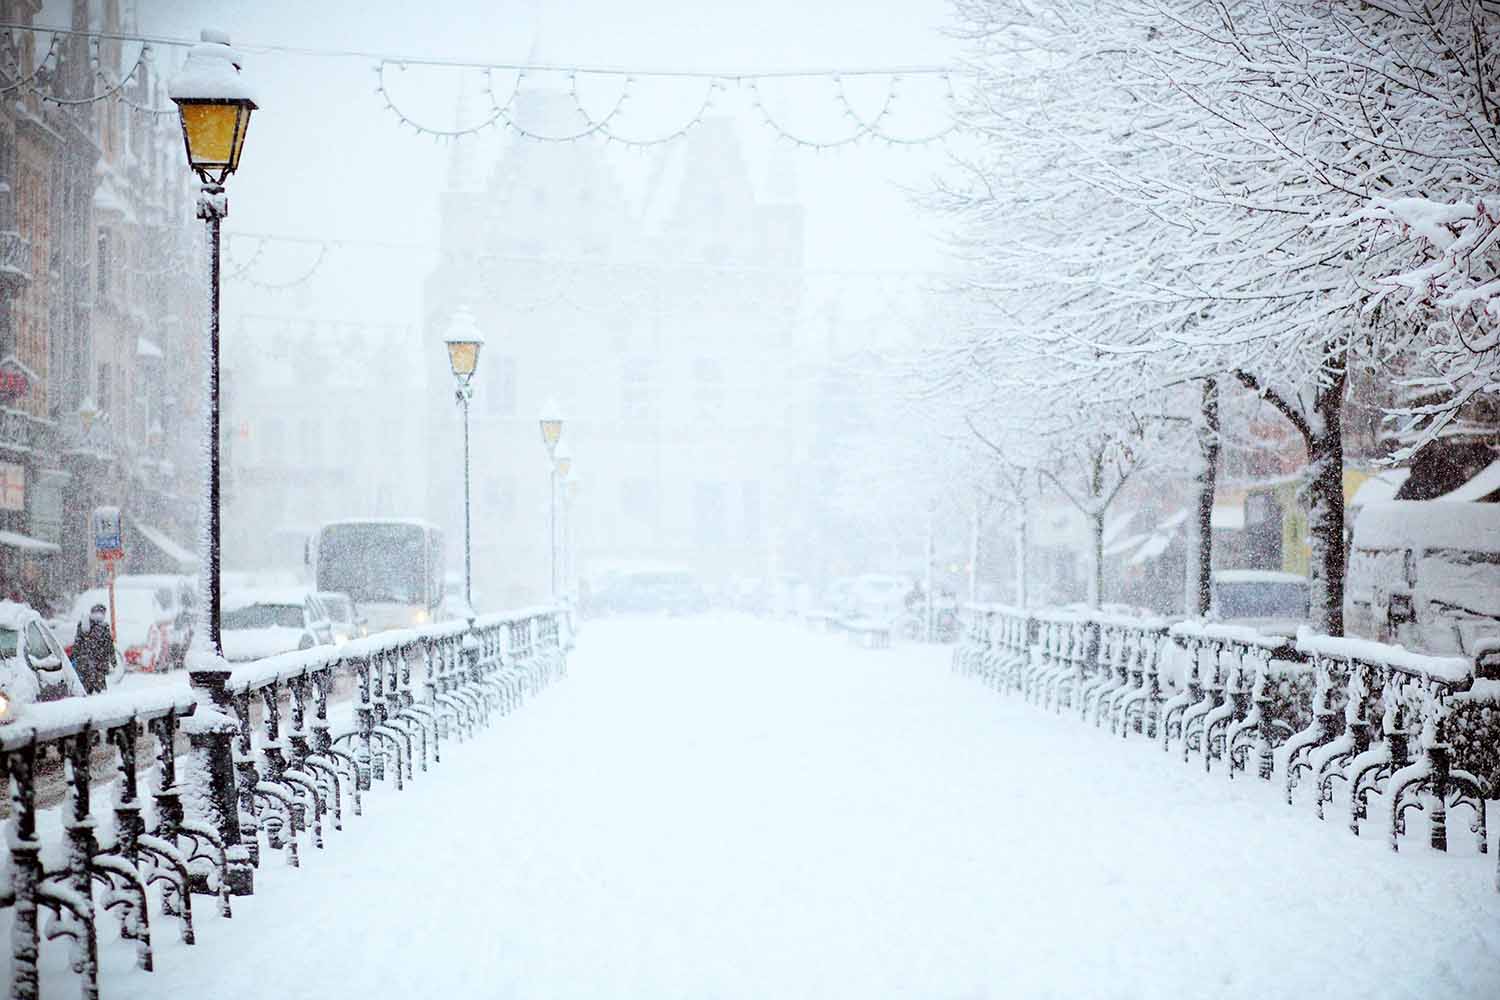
[
  {"xmin": 413, "ymin": 609, "xmax": 430, "ymax": 625},
  {"xmin": 0, "ymin": 690, "xmax": 11, "ymax": 721}
]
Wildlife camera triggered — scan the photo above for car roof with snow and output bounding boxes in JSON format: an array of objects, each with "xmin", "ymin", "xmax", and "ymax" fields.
[
  {"xmin": 1212, "ymin": 570, "xmax": 1308, "ymax": 585},
  {"xmin": 223, "ymin": 589, "xmax": 315, "ymax": 612},
  {"xmin": 0, "ymin": 600, "xmax": 44, "ymax": 631}
]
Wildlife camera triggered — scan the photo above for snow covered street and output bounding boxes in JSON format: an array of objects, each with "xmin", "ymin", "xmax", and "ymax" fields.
[{"xmin": 94, "ymin": 616, "xmax": 1500, "ymax": 999}]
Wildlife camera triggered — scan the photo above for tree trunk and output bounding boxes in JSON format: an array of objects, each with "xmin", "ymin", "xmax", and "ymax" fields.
[
  {"xmin": 1088, "ymin": 510, "xmax": 1104, "ymax": 609},
  {"xmin": 1306, "ymin": 374, "xmax": 1347, "ymax": 636},
  {"xmin": 968, "ymin": 499, "xmax": 981, "ymax": 603},
  {"xmin": 1087, "ymin": 449, "xmax": 1105, "ymax": 609},
  {"xmin": 1014, "ymin": 496, "xmax": 1028, "ymax": 608},
  {"xmin": 1186, "ymin": 378, "xmax": 1220, "ymax": 617}
]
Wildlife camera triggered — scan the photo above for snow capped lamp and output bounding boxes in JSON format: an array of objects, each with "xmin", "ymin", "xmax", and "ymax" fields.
[
  {"xmin": 444, "ymin": 307, "xmax": 485, "ymax": 388},
  {"xmin": 539, "ymin": 398, "xmax": 564, "ymax": 456},
  {"xmin": 168, "ymin": 30, "xmax": 257, "ymax": 186},
  {"xmin": 77, "ymin": 396, "xmax": 99, "ymax": 434},
  {"xmin": 554, "ymin": 440, "xmax": 573, "ymax": 481}
]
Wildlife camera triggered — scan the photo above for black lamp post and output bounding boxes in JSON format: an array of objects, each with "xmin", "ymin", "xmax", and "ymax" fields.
[
  {"xmin": 538, "ymin": 399, "xmax": 563, "ymax": 598},
  {"xmin": 167, "ymin": 27, "xmax": 257, "ymax": 896},
  {"xmin": 552, "ymin": 441, "xmax": 573, "ymax": 599},
  {"xmin": 169, "ymin": 28, "xmax": 256, "ymax": 657},
  {"xmin": 444, "ymin": 308, "xmax": 485, "ymax": 614}
]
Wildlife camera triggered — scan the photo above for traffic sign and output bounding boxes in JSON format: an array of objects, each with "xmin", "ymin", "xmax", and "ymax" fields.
[{"xmin": 93, "ymin": 506, "xmax": 124, "ymax": 561}]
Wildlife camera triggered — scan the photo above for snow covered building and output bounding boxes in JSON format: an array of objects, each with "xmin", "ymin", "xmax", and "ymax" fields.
[
  {"xmin": 0, "ymin": 0, "xmax": 205, "ymax": 607},
  {"xmin": 423, "ymin": 93, "xmax": 807, "ymax": 607}
]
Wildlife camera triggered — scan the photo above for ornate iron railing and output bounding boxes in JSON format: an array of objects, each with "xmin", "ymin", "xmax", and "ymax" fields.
[
  {"xmin": 952, "ymin": 603, "xmax": 1500, "ymax": 892},
  {"xmin": 1, "ymin": 607, "xmax": 570, "ymax": 999}
]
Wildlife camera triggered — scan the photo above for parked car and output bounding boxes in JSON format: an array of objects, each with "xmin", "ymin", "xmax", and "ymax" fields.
[
  {"xmin": 114, "ymin": 574, "xmax": 195, "ymax": 669},
  {"xmin": 220, "ymin": 589, "xmax": 334, "ymax": 662},
  {"xmin": 1, "ymin": 601, "xmax": 86, "ymax": 718},
  {"xmin": 315, "ymin": 590, "xmax": 366, "ymax": 645},
  {"xmin": 1346, "ymin": 500, "xmax": 1500, "ymax": 655},
  {"xmin": 1209, "ymin": 570, "xmax": 1310, "ymax": 637},
  {"xmin": 67, "ymin": 586, "xmax": 174, "ymax": 673},
  {"xmin": 598, "ymin": 569, "xmax": 710, "ymax": 615}
]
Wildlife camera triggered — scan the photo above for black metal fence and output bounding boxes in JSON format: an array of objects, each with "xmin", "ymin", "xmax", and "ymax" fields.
[
  {"xmin": 952, "ymin": 604, "xmax": 1500, "ymax": 891},
  {"xmin": 1, "ymin": 607, "xmax": 570, "ymax": 999}
]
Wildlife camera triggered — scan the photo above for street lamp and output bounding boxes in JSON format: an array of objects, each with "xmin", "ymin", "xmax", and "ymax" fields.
[
  {"xmin": 539, "ymin": 397, "xmax": 563, "ymax": 456},
  {"xmin": 563, "ymin": 474, "xmax": 580, "ymax": 597},
  {"xmin": 77, "ymin": 397, "xmax": 99, "ymax": 437},
  {"xmin": 444, "ymin": 307, "xmax": 485, "ymax": 615},
  {"xmin": 169, "ymin": 29, "xmax": 256, "ymax": 658},
  {"xmin": 167, "ymin": 26, "xmax": 256, "ymax": 897},
  {"xmin": 553, "ymin": 442, "xmax": 573, "ymax": 597},
  {"xmin": 539, "ymin": 400, "xmax": 564, "ymax": 598}
]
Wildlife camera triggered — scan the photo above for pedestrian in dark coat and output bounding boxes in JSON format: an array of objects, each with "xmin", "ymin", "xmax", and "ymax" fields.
[{"xmin": 72, "ymin": 604, "xmax": 114, "ymax": 694}]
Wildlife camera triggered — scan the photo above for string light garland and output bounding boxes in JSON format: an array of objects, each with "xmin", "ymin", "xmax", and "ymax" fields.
[
  {"xmin": 0, "ymin": 19, "xmax": 966, "ymax": 147},
  {"xmin": 37, "ymin": 36, "xmax": 147, "ymax": 107},
  {"xmin": 227, "ymin": 241, "xmax": 330, "ymax": 293},
  {"xmin": 0, "ymin": 30, "xmax": 58, "ymax": 95}
]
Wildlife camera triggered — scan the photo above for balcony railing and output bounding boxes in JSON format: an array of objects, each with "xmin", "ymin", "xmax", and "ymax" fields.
[{"xmin": 0, "ymin": 229, "xmax": 32, "ymax": 287}]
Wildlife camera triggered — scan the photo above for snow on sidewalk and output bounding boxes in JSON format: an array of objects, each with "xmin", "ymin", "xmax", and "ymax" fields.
[{"xmin": 73, "ymin": 616, "xmax": 1500, "ymax": 999}]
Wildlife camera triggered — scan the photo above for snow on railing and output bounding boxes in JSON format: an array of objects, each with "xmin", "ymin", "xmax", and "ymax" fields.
[
  {"xmin": 950, "ymin": 603, "xmax": 1499, "ymax": 893},
  {"xmin": 0, "ymin": 607, "xmax": 571, "ymax": 1000}
]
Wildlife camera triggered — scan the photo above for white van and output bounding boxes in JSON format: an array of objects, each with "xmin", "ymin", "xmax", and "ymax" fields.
[{"xmin": 1345, "ymin": 500, "xmax": 1500, "ymax": 656}]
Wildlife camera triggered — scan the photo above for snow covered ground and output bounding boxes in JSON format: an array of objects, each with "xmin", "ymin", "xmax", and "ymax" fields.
[{"xmin": 59, "ymin": 616, "xmax": 1500, "ymax": 998}]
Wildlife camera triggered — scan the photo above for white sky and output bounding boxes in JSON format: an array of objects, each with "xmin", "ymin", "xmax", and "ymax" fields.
[{"xmin": 135, "ymin": 0, "xmax": 961, "ymax": 326}]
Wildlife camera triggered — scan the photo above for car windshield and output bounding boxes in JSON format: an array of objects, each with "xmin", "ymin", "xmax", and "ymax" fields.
[
  {"xmin": 0, "ymin": 627, "xmax": 17, "ymax": 657},
  {"xmin": 222, "ymin": 604, "xmax": 304, "ymax": 630},
  {"xmin": 1216, "ymin": 582, "xmax": 1308, "ymax": 619},
  {"xmin": 320, "ymin": 598, "xmax": 352, "ymax": 623}
]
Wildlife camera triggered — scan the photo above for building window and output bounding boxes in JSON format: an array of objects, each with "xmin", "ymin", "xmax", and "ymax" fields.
[
  {"xmin": 96, "ymin": 230, "xmax": 110, "ymax": 298},
  {"xmin": 486, "ymin": 356, "xmax": 517, "ymax": 418},
  {"xmin": 97, "ymin": 363, "xmax": 112, "ymax": 418},
  {"xmin": 694, "ymin": 482, "xmax": 726, "ymax": 545}
]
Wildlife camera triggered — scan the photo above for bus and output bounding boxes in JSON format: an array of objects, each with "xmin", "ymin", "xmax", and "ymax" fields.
[{"xmin": 313, "ymin": 519, "xmax": 444, "ymax": 633}]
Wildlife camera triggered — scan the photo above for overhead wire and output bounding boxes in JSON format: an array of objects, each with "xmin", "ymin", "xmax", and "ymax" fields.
[{"xmin": 0, "ymin": 19, "xmax": 965, "ymax": 147}]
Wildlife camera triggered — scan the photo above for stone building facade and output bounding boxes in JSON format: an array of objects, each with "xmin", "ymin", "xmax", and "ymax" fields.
[{"xmin": 0, "ymin": 0, "xmax": 205, "ymax": 610}]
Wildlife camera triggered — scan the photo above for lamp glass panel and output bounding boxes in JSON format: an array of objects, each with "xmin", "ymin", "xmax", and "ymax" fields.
[
  {"xmin": 178, "ymin": 103, "xmax": 243, "ymax": 169},
  {"xmin": 540, "ymin": 420, "xmax": 563, "ymax": 448},
  {"xmin": 556, "ymin": 456, "xmax": 573, "ymax": 479},
  {"xmin": 447, "ymin": 341, "xmax": 481, "ymax": 377},
  {"xmin": 228, "ymin": 105, "xmax": 253, "ymax": 172}
]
